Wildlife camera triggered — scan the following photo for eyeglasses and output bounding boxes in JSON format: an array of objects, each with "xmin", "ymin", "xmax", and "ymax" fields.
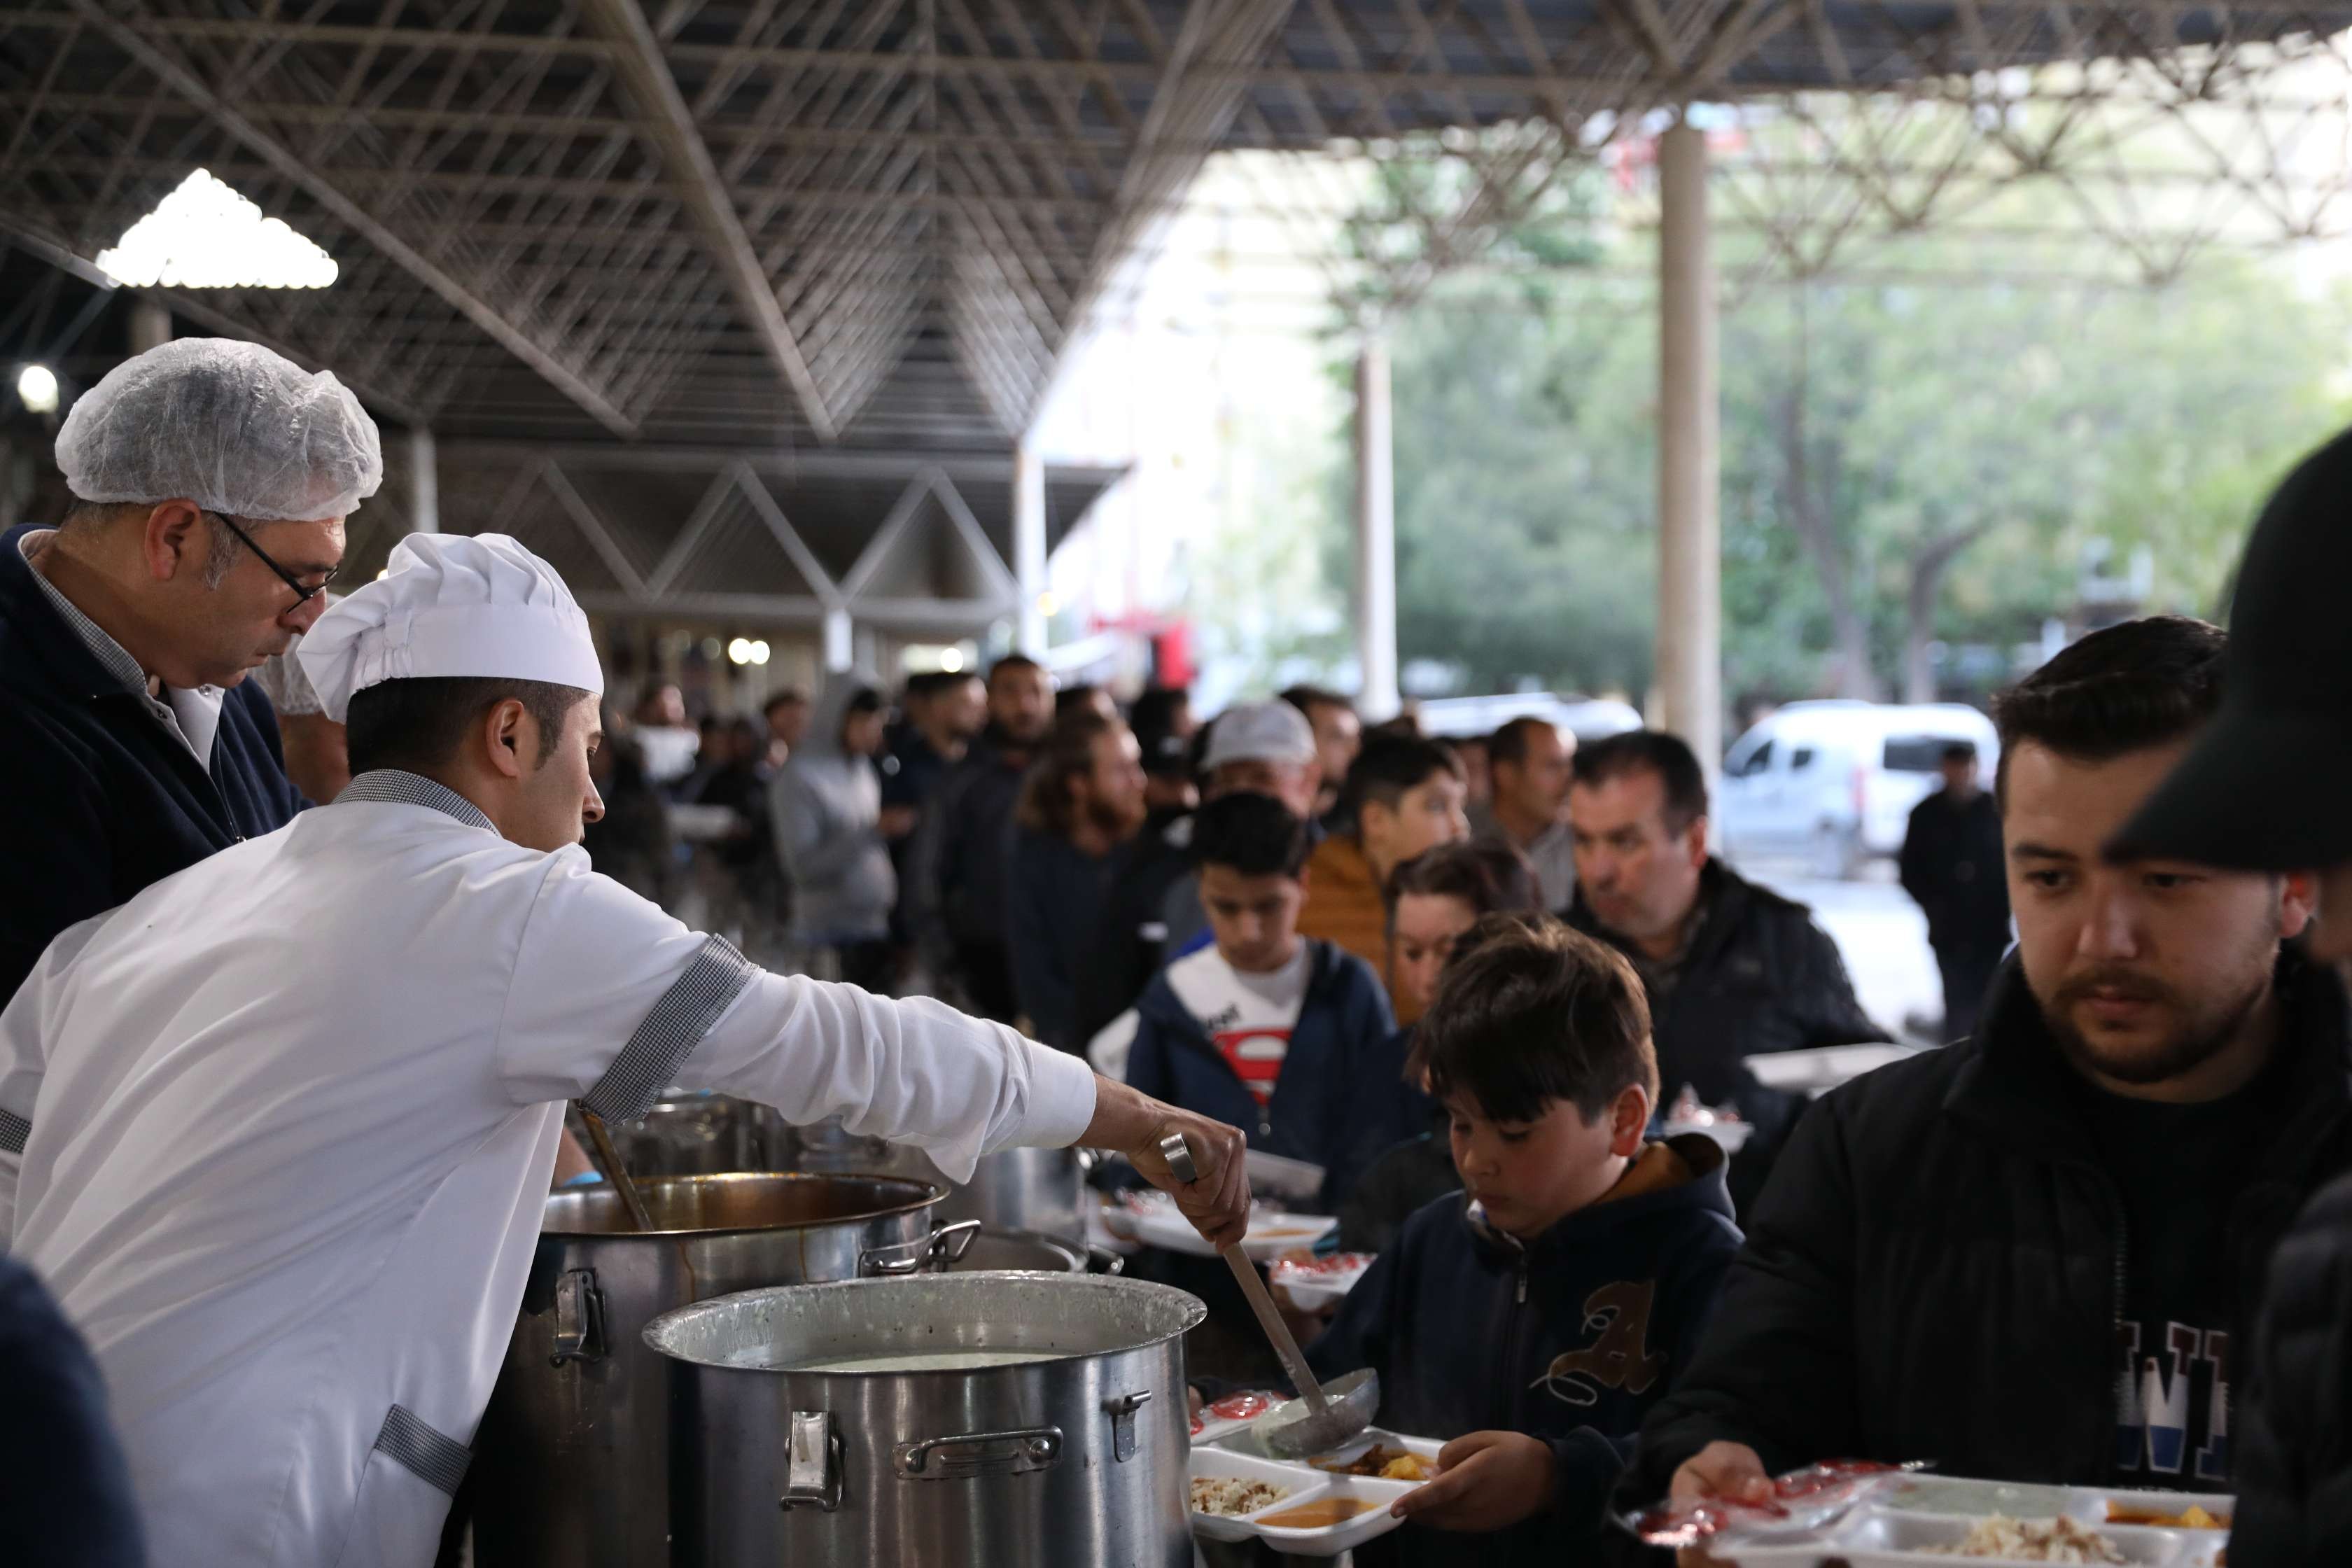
[{"xmin": 205, "ymin": 510, "xmax": 337, "ymax": 603}]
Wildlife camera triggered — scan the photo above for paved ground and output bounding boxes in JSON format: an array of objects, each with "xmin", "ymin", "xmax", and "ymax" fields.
[{"xmin": 1730, "ymin": 855, "xmax": 1947, "ymax": 1044}]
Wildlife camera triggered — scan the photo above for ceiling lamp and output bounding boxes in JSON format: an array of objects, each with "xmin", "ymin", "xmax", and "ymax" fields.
[
  {"xmin": 16, "ymin": 364, "xmax": 59, "ymax": 414},
  {"xmin": 97, "ymin": 169, "xmax": 338, "ymax": 289}
]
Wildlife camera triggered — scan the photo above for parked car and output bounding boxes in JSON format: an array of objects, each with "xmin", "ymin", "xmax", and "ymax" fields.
[
  {"xmin": 1717, "ymin": 701, "xmax": 1998, "ymax": 878},
  {"xmin": 1415, "ymin": 692, "xmax": 1644, "ymax": 745}
]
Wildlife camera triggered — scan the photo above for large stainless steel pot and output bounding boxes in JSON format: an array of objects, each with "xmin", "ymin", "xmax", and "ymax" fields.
[
  {"xmin": 785, "ymin": 1116, "xmax": 1093, "ymax": 1241},
  {"xmin": 948, "ymin": 1226, "xmax": 1086, "ymax": 1273},
  {"xmin": 472, "ymin": 1172, "xmax": 975, "ymax": 1568},
  {"xmin": 589, "ymin": 1093, "xmax": 788, "ymax": 1175},
  {"xmin": 645, "ymin": 1273, "xmax": 1205, "ymax": 1567}
]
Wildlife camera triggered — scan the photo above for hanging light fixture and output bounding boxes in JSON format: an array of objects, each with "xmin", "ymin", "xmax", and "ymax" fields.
[{"xmin": 97, "ymin": 169, "xmax": 338, "ymax": 289}]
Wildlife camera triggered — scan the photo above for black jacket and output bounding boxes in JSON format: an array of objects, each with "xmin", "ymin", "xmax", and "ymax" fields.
[
  {"xmin": 1072, "ymin": 806, "xmax": 1195, "ymax": 1049},
  {"xmin": 1565, "ymin": 861, "xmax": 1888, "ymax": 1203},
  {"xmin": 0, "ymin": 524, "xmax": 305, "ymax": 1001},
  {"xmin": 906, "ymin": 729, "xmax": 1029, "ymax": 955},
  {"xmin": 0, "ymin": 1256, "xmax": 147, "ymax": 1567},
  {"xmin": 1898, "ymin": 787, "xmax": 2010, "ymax": 949},
  {"xmin": 2234, "ymin": 1166, "xmax": 2352, "ymax": 1565},
  {"xmin": 1310, "ymin": 1138, "xmax": 1742, "ymax": 1567},
  {"xmin": 1631, "ymin": 950, "xmax": 2352, "ymax": 1499},
  {"xmin": 1005, "ymin": 825, "xmax": 1119, "ymax": 1053}
]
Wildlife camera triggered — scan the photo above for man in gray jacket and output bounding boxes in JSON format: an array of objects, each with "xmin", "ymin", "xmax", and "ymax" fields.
[{"xmin": 770, "ymin": 676, "xmax": 904, "ymax": 991}]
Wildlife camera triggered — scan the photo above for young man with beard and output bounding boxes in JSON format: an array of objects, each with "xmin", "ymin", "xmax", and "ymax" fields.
[
  {"xmin": 1632, "ymin": 615, "xmax": 2352, "ymax": 1511},
  {"xmin": 1006, "ymin": 710, "xmax": 1150, "ymax": 1052}
]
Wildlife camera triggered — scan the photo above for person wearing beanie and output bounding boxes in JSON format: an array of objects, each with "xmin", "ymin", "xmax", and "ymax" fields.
[
  {"xmin": 2108, "ymin": 427, "xmax": 2352, "ymax": 1567},
  {"xmin": 0, "ymin": 338, "xmax": 382, "ymax": 1000},
  {"xmin": 0, "ymin": 532, "xmax": 1255, "ymax": 1568}
]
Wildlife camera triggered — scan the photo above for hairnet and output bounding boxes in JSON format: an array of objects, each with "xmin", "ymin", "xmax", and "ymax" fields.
[{"xmin": 55, "ymin": 338, "xmax": 383, "ymax": 522}]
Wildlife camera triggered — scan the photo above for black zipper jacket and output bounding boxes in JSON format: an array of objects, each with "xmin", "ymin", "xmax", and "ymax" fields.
[
  {"xmin": 1630, "ymin": 948, "xmax": 2352, "ymax": 1498},
  {"xmin": 1310, "ymin": 1136, "xmax": 1742, "ymax": 1566},
  {"xmin": 0, "ymin": 523, "xmax": 305, "ymax": 1002}
]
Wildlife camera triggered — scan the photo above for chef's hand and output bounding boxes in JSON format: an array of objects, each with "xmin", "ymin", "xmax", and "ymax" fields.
[
  {"xmin": 1083, "ymin": 1077, "xmax": 1250, "ymax": 1247},
  {"xmin": 1670, "ymin": 1441, "xmax": 1770, "ymax": 1568},
  {"xmin": 1390, "ymin": 1431, "xmax": 1555, "ymax": 1532}
]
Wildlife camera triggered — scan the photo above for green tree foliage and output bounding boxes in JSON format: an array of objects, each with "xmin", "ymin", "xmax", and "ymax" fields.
[{"xmin": 1349, "ymin": 245, "xmax": 2351, "ymax": 704}]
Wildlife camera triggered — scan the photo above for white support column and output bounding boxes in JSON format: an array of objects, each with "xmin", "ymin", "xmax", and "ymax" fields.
[
  {"xmin": 1014, "ymin": 440, "xmax": 1048, "ymax": 654},
  {"xmin": 823, "ymin": 607, "xmax": 854, "ymax": 674},
  {"xmin": 1656, "ymin": 120, "xmax": 1722, "ymax": 780},
  {"xmin": 408, "ymin": 426, "xmax": 439, "ymax": 533},
  {"xmin": 129, "ymin": 296, "xmax": 172, "ymax": 354},
  {"xmin": 1353, "ymin": 333, "xmax": 1400, "ymax": 720},
  {"xmin": 853, "ymin": 622, "xmax": 879, "ymax": 674}
]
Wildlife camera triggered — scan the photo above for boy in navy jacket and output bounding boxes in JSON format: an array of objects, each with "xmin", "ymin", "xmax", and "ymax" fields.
[
  {"xmin": 1125, "ymin": 792, "xmax": 1406, "ymax": 1210},
  {"xmin": 1306, "ymin": 915, "xmax": 1742, "ymax": 1565}
]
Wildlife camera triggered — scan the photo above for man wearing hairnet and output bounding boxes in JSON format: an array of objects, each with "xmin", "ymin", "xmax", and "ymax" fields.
[{"xmin": 0, "ymin": 337, "xmax": 378, "ymax": 1000}]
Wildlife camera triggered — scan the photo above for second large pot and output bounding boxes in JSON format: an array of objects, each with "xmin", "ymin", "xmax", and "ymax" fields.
[
  {"xmin": 472, "ymin": 1172, "xmax": 974, "ymax": 1568},
  {"xmin": 785, "ymin": 1117, "xmax": 1092, "ymax": 1242},
  {"xmin": 646, "ymin": 1272, "xmax": 1204, "ymax": 1567}
]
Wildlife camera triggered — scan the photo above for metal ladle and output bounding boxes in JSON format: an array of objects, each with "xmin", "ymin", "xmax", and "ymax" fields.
[
  {"xmin": 577, "ymin": 1103, "xmax": 655, "ymax": 1232},
  {"xmin": 1157, "ymin": 1133, "xmax": 1378, "ymax": 1459}
]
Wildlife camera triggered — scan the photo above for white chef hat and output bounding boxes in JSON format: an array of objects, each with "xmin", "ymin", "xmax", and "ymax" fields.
[
  {"xmin": 55, "ymin": 338, "xmax": 382, "ymax": 521},
  {"xmin": 298, "ymin": 533, "xmax": 604, "ymax": 722}
]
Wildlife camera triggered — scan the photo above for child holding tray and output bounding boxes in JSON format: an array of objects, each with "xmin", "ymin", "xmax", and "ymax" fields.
[{"xmin": 1304, "ymin": 916, "xmax": 1742, "ymax": 1564}]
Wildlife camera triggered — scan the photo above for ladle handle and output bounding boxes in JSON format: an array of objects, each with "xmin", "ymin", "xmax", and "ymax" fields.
[
  {"xmin": 1223, "ymin": 1244, "xmax": 1330, "ymax": 1415},
  {"xmin": 1154, "ymin": 1133, "xmax": 1328, "ymax": 1415},
  {"xmin": 577, "ymin": 1105, "xmax": 655, "ymax": 1233}
]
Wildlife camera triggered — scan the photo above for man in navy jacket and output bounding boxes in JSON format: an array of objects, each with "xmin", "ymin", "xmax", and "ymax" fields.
[{"xmin": 0, "ymin": 338, "xmax": 379, "ymax": 1002}]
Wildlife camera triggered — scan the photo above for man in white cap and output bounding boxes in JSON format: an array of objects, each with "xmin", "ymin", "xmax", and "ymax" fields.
[
  {"xmin": 0, "ymin": 532, "xmax": 1250, "ymax": 1568},
  {"xmin": 0, "ymin": 337, "xmax": 378, "ymax": 1000}
]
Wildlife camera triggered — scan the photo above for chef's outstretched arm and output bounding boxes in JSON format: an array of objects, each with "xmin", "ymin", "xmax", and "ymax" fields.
[{"xmin": 493, "ymin": 853, "xmax": 1252, "ymax": 1245}]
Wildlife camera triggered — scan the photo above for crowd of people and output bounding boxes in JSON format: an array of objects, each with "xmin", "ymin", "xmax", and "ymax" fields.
[{"xmin": 14, "ymin": 337, "xmax": 2352, "ymax": 1568}]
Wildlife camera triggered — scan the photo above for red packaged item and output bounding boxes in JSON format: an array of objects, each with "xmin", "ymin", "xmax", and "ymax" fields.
[
  {"xmin": 1189, "ymin": 1390, "xmax": 1276, "ymax": 1440},
  {"xmin": 1623, "ymin": 1460, "xmax": 1914, "ymax": 1548}
]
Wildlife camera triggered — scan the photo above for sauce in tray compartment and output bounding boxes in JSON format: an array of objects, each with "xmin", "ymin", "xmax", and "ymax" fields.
[{"xmin": 1256, "ymin": 1498, "xmax": 1386, "ymax": 1528}]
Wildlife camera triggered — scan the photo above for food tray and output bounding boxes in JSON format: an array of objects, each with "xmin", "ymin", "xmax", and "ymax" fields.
[
  {"xmin": 1703, "ymin": 1475, "xmax": 2230, "ymax": 1567},
  {"xmin": 1189, "ymin": 1390, "xmax": 1280, "ymax": 1446},
  {"xmin": 1118, "ymin": 1191, "xmax": 1339, "ymax": 1260},
  {"xmin": 1744, "ymin": 1044, "xmax": 1924, "ymax": 1097},
  {"xmin": 1268, "ymin": 1252, "xmax": 1377, "ymax": 1310},
  {"xmin": 1186, "ymin": 1428, "xmax": 1442, "ymax": 1558}
]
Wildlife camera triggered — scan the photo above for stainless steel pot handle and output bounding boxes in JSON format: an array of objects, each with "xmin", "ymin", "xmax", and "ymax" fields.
[
  {"xmin": 860, "ymin": 1218, "xmax": 983, "ymax": 1276},
  {"xmin": 1106, "ymin": 1390, "xmax": 1152, "ymax": 1462},
  {"xmin": 892, "ymin": 1424, "xmax": 1064, "ymax": 1479},
  {"xmin": 780, "ymin": 1411, "xmax": 844, "ymax": 1513},
  {"xmin": 548, "ymin": 1269, "xmax": 607, "ymax": 1366},
  {"xmin": 1084, "ymin": 1242, "xmax": 1127, "ymax": 1276}
]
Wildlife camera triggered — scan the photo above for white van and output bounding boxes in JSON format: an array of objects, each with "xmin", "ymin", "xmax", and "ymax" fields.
[{"xmin": 1717, "ymin": 701, "xmax": 1998, "ymax": 878}]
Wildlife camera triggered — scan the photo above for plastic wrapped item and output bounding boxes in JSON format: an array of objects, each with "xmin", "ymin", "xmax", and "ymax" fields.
[
  {"xmin": 55, "ymin": 338, "xmax": 382, "ymax": 520},
  {"xmin": 1623, "ymin": 1459, "xmax": 1915, "ymax": 1549}
]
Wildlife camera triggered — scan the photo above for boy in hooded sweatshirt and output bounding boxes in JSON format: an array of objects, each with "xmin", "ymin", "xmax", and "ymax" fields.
[
  {"xmin": 1125, "ymin": 791, "xmax": 1401, "ymax": 1212},
  {"xmin": 1306, "ymin": 915, "xmax": 1742, "ymax": 1566}
]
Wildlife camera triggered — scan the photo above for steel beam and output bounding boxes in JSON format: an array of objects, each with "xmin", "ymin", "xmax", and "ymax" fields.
[
  {"xmin": 63, "ymin": 0, "xmax": 642, "ymax": 440},
  {"xmin": 579, "ymin": 0, "xmax": 839, "ymax": 442}
]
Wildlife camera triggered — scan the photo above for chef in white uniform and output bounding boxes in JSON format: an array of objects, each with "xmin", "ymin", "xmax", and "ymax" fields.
[{"xmin": 0, "ymin": 531, "xmax": 1249, "ymax": 1568}]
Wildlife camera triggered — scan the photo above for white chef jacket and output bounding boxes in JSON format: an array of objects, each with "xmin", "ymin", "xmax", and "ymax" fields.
[{"xmin": 0, "ymin": 769, "xmax": 1098, "ymax": 1568}]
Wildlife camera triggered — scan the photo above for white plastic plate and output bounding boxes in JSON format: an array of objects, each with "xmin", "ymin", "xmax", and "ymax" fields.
[
  {"xmin": 1246, "ymin": 1149, "xmax": 1329, "ymax": 1205},
  {"xmin": 1189, "ymin": 1390, "xmax": 1281, "ymax": 1446},
  {"xmin": 1715, "ymin": 1513, "xmax": 2213, "ymax": 1567},
  {"xmin": 1121, "ymin": 1191, "xmax": 1339, "ymax": 1259},
  {"xmin": 1186, "ymin": 1429, "xmax": 1442, "ymax": 1558},
  {"xmin": 1744, "ymin": 1044, "xmax": 1924, "ymax": 1096},
  {"xmin": 1268, "ymin": 1252, "xmax": 1377, "ymax": 1311}
]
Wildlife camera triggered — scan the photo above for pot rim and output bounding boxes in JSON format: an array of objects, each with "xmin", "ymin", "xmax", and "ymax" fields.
[
  {"xmin": 540, "ymin": 1170, "xmax": 946, "ymax": 1239},
  {"xmin": 640, "ymin": 1271, "xmax": 1209, "ymax": 1367}
]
